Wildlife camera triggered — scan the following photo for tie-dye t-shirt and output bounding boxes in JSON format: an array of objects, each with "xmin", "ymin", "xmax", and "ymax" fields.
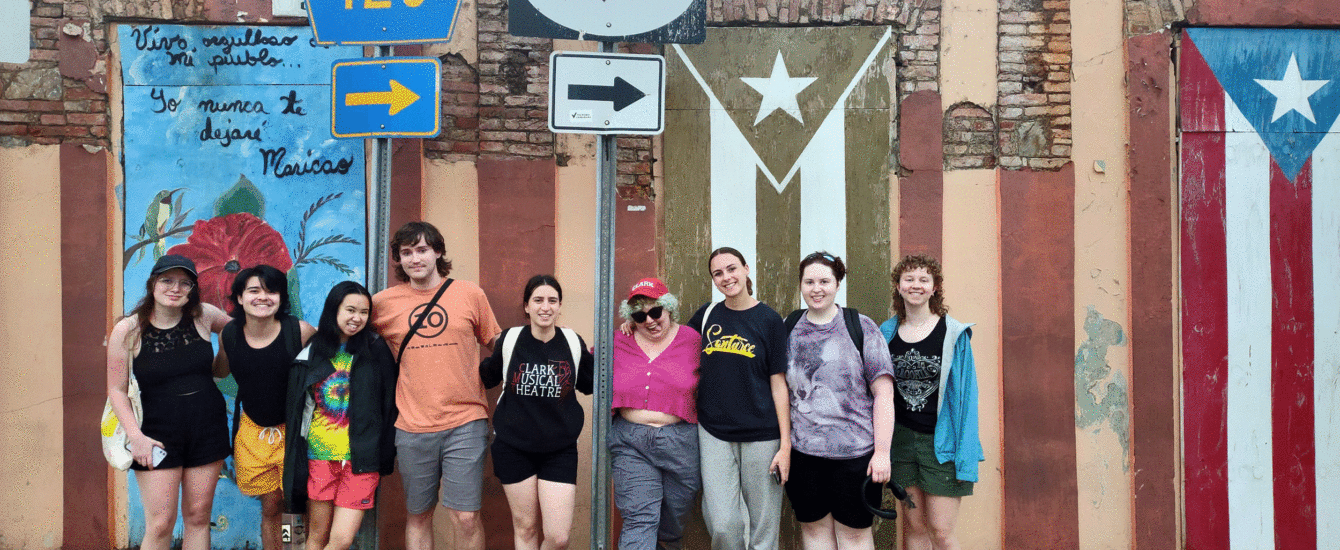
[{"xmin": 308, "ymin": 349, "xmax": 353, "ymax": 460}]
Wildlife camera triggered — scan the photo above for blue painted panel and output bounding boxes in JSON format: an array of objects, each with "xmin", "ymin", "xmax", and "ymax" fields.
[
  {"xmin": 1185, "ymin": 28, "xmax": 1340, "ymax": 179},
  {"xmin": 118, "ymin": 24, "xmax": 364, "ymax": 550}
]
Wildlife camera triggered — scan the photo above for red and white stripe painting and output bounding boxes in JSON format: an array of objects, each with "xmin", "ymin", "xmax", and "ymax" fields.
[{"xmin": 1180, "ymin": 29, "xmax": 1340, "ymax": 550}]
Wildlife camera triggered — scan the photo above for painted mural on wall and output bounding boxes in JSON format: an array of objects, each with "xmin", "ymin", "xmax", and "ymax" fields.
[
  {"xmin": 118, "ymin": 24, "xmax": 364, "ymax": 549},
  {"xmin": 1179, "ymin": 27, "xmax": 1340, "ymax": 550},
  {"xmin": 662, "ymin": 27, "xmax": 893, "ymax": 319}
]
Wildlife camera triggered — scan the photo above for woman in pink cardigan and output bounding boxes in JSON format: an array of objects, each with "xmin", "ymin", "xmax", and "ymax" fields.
[{"xmin": 608, "ymin": 277, "xmax": 702, "ymax": 550}]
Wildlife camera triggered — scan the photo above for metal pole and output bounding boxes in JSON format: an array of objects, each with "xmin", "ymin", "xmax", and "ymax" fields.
[
  {"xmin": 367, "ymin": 44, "xmax": 394, "ymax": 295},
  {"xmin": 590, "ymin": 40, "xmax": 618, "ymax": 550},
  {"xmin": 355, "ymin": 44, "xmax": 394, "ymax": 550}
]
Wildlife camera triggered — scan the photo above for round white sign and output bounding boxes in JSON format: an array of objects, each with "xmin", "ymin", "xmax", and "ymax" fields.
[{"xmin": 528, "ymin": 0, "xmax": 695, "ymax": 37}]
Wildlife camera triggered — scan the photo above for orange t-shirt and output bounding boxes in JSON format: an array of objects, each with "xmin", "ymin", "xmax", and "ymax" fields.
[{"xmin": 372, "ymin": 279, "xmax": 502, "ymax": 433}]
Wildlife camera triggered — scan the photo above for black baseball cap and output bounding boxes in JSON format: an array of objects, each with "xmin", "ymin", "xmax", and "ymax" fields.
[{"xmin": 150, "ymin": 254, "xmax": 198, "ymax": 277}]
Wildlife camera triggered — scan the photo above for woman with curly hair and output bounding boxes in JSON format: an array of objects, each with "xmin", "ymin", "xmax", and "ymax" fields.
[
  {"xmin": 880, "ymin": 255, "xmax": 982, "ymax": 550},
  {"xmin": 213, "ymin": 265, "xmax": 315, "ymax": 550}
]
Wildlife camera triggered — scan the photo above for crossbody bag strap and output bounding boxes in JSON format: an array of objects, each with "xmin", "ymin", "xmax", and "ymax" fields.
[{"xmin": 397, "ymin": 278, "xmax": 453, "ymax": 363}]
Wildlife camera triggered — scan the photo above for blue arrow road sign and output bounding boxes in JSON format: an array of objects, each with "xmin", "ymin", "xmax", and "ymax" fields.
[
  {"xmin": 308, "ymin": 0, "xmax": 460, "ymax": 45},
  {"xmin": 332, "ymin": 57, "xmax": 441, "ymax": 138}
]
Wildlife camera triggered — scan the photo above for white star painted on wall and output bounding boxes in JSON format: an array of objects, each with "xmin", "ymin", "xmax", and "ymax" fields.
[
  {"xmin": 1254, "ymin": 53, "xmax": 1329, "ymax": 123},
  {"xmin": 740, "ymin": 51, "xmax": 817, "ymax": 126}
]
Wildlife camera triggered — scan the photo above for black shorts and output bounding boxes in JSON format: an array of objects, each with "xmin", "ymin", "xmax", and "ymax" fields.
[
  {"xmin": 131, "ymin": 389, "xmax": 231, "ymax": 471},
  {"xmin": 784, "ymin": 449, "xmax": 882, "ymax": 529},
  {"xmin": 490, "ymin": 438, "xmax": 579, "ymax": 485}
]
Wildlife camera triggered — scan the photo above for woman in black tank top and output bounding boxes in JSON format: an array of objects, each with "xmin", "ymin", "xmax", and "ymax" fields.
[
  {"xmin": 214, "ymin": 265, "xmax": 315, "ymax": 550},
  {"xmin": 106, "ymin": 255, "xmax": 232, "ymax": 550}
]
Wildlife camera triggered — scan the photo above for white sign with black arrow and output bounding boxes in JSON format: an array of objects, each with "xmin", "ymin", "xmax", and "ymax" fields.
[{"xmin": 548, "ymin": 51, "xmax": 665, "ymax": 135}]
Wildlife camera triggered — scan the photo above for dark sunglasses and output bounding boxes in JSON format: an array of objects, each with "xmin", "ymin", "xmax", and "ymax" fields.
[{"xmin": 631, "ymin": 306, "xmax": 665, "ymax": 324}]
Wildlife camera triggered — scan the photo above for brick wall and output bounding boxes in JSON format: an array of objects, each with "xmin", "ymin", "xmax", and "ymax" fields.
[
  {"xmin": 944, "ymin": 101, "xmax": 998, "ymax": 169},
  {"xmin": 0, "ymin": 0, "xmax": 108, "ymax": 146},
  {"xmin": 997, "ymin": 0, "xmax": 1072, "ymax": 170},
  {"xmin": 1, "ymin": 0, "xmax": 955, "ymax": 189}
]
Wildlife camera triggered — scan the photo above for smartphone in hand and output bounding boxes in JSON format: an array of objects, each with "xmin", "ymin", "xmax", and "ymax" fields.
[
  {"xmin": 770, "ymin": 468, "xmax": 782, "ymax": 485},
  {"xmin": 151, "ymin": 446, "xmax": 167, "ymax": 467}
]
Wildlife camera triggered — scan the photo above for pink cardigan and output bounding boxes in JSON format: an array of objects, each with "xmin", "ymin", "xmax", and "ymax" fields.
[{"xmin": 611, "ymin": 325, "xmax": 701, "ymax": 424}]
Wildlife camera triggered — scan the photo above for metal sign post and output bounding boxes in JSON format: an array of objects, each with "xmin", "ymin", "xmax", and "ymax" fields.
[
  {"xmin": 589, "ymin": 40, "xmax": 618, "ymax": 550},
  {"xmin": 354, "ymin": 44, "xmax": 394, "ymax": 550},
  {"xmin": 367, "ymin": 48, "xmax": 394, "ymax": 294}
]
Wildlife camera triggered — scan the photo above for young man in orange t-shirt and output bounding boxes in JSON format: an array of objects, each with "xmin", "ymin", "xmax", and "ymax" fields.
[{"xmin": 371, "ymin": 221, "xmax": 501, "ymax": 550}]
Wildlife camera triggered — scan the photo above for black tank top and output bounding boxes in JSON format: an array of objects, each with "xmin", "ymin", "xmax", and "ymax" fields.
[
  {"xmin": 222, "ymin": 317, "xmax": 297, "ymax": 427},
  {"xmin": 134, "ymin": 315, "xmax": 216, "ymax": 396}
]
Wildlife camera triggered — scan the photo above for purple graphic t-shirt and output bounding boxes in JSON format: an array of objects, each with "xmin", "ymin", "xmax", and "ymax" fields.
[{"xmin": 786, "ymin": 312, "xmax": 894, "ymax": 459}]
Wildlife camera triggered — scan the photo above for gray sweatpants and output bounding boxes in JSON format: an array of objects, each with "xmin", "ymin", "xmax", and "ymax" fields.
[
  {"xmin": 698, "ymin": 426, "xmax": 783, "ymax": 550},
  {"xmin": 609, "ymin": 417, "xmax": 702, "ymax": 550}
]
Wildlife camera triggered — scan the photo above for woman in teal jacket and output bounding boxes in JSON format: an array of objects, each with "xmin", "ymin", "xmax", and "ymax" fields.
[{"xmin": 879, "ymin": 255, "xmax": 982, "ymax": 550}]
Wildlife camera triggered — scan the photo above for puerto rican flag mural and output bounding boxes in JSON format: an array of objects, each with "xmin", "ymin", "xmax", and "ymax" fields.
[
  {"xmin": 661, "ymin": 26, "xmax": 894, "ymax": 314},
  {"xmin": 1180, "ymin": 28, "xmax": 1340, "ymax": 550}
]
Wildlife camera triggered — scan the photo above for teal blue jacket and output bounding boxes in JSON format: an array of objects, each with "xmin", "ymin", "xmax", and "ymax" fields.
[{"xmin": 880, "ymin": 315, "xmax": 983, "ymax": 482}]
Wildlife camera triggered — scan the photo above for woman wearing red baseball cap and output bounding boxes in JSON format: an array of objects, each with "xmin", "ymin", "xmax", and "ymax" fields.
[{"xmin": 608, "ymin": 277, "xmax": 702, "ymax": 550}]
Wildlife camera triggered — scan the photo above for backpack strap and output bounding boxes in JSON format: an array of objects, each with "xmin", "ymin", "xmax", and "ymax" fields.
[
  {"xmin": 497, "ymin": 327, "xmax": 521, "ymax": 405},
  {"xmin": 700, "ymin": 301, "xmax": 720, "ymax": 334},
  {"xmin": 843, "ymin": 307, "xmax": 864, "ymax": 363},
  {"xmin": 784, "ymin": 309, "xmax": 805, "ymax": 334},
  {"xmin": 559, "ymin": 327, "xmax": 581, "ymax": 371},
  {"xmin": 784, "ymin": 308, "xmax": 864, "ymax": 362},
  {"xmin": 281, "ymin": 314, "xmax": 302, "ymax": 359}
]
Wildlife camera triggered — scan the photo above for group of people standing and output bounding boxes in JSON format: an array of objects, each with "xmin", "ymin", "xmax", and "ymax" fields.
[
  {"xmin": 106, "ymin": 219, "xmax": 981, "ymax": 550},
  {"xmin": 609, "ymin": 249, "xmax": 982, "ymax": 550}
]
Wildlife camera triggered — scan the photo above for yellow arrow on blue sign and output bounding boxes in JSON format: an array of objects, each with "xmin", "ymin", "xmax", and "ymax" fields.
[
  {"xmin": 331, "ymin": 57, "xmax": 441, "ymax": 138},
  {"xmin": 345, "ymin": 79, "xmax": 421, "ymax": 116}
]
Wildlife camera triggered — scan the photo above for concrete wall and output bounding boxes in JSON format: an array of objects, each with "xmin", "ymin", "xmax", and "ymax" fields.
[{"xmin": 0, "ymin": 144, "xmax": 64, "ymax": 549}]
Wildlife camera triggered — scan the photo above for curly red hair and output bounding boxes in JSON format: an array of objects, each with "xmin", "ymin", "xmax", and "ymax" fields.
[{"xmin": 890, "ymin": 254, "xmax": 948, "ymax": 322}]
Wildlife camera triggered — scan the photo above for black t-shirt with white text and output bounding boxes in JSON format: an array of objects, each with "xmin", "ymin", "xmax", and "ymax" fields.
[{"xmin": 480, "ymin": 326, "xmax": 594, "ymax": 452}]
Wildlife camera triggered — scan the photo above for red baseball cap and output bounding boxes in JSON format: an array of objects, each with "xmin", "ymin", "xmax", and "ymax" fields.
[{"xmin": 627, "ymin": 277, "xmax": 669, "ymax": 300}]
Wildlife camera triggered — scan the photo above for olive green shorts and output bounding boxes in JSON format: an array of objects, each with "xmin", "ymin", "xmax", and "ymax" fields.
[{"xmin": 891, "ymin": 427, "xmax": 973, "ymax": 497}]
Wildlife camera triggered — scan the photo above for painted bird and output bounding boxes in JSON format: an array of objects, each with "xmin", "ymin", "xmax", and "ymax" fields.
[{"xmin": 140, "ymin": 188, "xmax": 185, "ymax": 260}]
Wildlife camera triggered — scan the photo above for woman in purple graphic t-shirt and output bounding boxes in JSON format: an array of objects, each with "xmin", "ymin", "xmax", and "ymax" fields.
[{"xmin": 784, "ymin": 252, "xmax": 896, "ymax": 550}]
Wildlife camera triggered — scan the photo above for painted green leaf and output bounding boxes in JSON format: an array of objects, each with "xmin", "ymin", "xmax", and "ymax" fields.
[
  {"xmin": 214, "ymin": 174, "xmax": 266, "ymax": 218},
  {"xmin": 288, "ymin": 268, "xmax": 303, "ymax": 320}
]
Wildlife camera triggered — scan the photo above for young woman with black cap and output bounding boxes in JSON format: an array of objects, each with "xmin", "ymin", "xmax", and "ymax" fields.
[{"xmin": 106, "ymin": 254, "xmax": 233, "ymax": 550}]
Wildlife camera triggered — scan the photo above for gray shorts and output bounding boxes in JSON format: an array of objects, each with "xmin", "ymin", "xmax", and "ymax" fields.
[{"xmin": 395, "ymin": 419, "xmax": 489, "ymax": 514}]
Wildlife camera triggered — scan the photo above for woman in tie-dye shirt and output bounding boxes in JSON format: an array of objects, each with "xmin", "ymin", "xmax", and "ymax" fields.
[{"xmin": 283, "ymin": 282, "xmax": 398, "ymax": 550}]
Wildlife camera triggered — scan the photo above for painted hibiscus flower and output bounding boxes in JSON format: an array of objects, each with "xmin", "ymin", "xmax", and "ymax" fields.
[{"xmin": 169, "ymin": 213, "xmax": 292, "ymax": 312}]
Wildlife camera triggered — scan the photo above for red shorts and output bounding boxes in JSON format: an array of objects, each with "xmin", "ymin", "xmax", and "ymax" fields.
[{"xmin": 307, "ymin": 460, "xmax": 380, "ymax": 510}]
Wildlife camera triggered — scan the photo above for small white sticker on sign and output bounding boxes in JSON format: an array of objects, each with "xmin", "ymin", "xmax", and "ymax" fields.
[{"xmin": 569, "ymin": 110, "xmax": 593, "ymax": 121}]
